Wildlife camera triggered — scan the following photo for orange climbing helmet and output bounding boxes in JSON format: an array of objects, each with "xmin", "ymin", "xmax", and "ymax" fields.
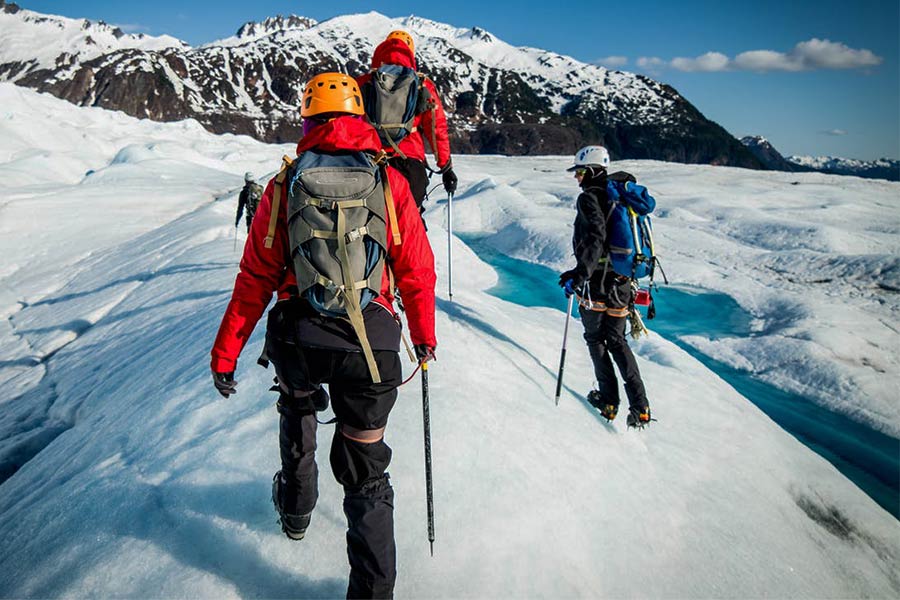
[
  {"xmin": 385, "ymin": 30, "xmax": 414, "ymax": 54},
  {"xmin": 300, "ymin": 72, "xmax": 364, "ymax": 118}
]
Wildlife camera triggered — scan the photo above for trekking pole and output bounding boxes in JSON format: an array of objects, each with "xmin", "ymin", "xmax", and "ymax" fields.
[
  {"xmin": 447, "ymin": 192, "xmax": 453, "ymax": 301},
  {"xmin": 232, "ymin": 224, "xmax": 238, "ymax": 253},
  {"xmin": 554, "ymin": 294, "xmax": 575, "ymax": 406},
  {"xmin": 421, "ymin": 361, "xmax": 435, "ymax": 556}
]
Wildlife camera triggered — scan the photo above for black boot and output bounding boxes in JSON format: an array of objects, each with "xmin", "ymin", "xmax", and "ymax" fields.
[
  {"xmin": 272, "ymin": 472, "xmax": 312, "ymax": 540},
  {"xmin": 588, "ymin": 390, "xmax": 619, "ymax": 421},
  {"xmin": 626, "ymin": 406, "xmax": 652, "ymax": 429}
]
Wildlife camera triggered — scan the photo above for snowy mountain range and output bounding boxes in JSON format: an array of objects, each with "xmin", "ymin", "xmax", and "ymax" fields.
[
  {"xmin": 0, "ymin": 1, "xmax": 761, "ymax": 166},
  {"xmin": 787, "ymin": 154, "xmax": 900, "ymax": 181},
  {"xmin": 741, "ymin": 135, "xmax": 899, "ymax": 181}
]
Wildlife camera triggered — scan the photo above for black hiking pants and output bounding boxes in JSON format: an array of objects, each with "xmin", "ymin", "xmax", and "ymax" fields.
[
  {"xmin": 578, "ymin": 274, "xmax": 648, "ymax": 411},
  {"xmin": 266, "ymin": 315, "xmax": 402, "ymax": 599},
  {"xmin": 389, "ymin": 157, "xmax": 430, "ymax": 210}
]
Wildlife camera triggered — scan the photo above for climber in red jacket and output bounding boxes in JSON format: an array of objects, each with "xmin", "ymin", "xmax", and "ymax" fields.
[
  {"xmin": 357, "ymin": 30, "xmax": 457, "ymax": 211},
  {"xmin": 210, "ymin": 71, "xmax": 436, "ymax": 599}
]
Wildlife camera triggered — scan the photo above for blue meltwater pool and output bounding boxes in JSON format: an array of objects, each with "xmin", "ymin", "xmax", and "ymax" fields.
[{"xmin": 461, "ymin": 234, "xmax": 900, "ymax": 519}]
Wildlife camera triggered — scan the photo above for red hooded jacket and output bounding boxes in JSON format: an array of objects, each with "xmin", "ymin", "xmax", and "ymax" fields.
[
  {"xmin": 210, "ymin": 116, "xmax": 437, "ymax": 373},
  {"xmin": 356, "ymin": 39, "xmax": 452, "ymax": 170}
]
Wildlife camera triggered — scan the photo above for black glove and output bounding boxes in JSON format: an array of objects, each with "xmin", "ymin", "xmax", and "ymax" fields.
[
  {"xmin": 212, "ymin": 371, "xmax": 237, "ymax": 398},
  {"xmin": 310, "ymin": 386, "xmax": 330, "ymax": 412},
  {"xmin": 414, "ymin": 344, "xmax": 437, "ymax": 363},
  {"xmin": 558, "ymin": 268, "xmax": 584, "ymax": 290},
  {"xmin": 442, "ymin": 168, "xmax": 458, "ymax": 195}
]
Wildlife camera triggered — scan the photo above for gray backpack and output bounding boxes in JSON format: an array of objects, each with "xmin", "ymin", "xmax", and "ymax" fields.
[
  {"xmin": 266, "ymin": 149, "xmax": 399, "ymax": 383},
  {"xmin": 362, "ymin": 64, "xmax": 433, "ymax": 157}
]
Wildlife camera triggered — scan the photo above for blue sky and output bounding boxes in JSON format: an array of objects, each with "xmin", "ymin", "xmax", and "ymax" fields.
[{"xmin": 23, "ymin": 0, "xmax": 900, "ymax": 160}]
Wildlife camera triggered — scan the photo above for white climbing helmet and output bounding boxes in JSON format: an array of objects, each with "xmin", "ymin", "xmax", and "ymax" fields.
[
  {"xmin": 567, "ymin": 145, "xmax": 610, "ymax": 171},
  {"xmin": 244, "ymin": 171, "xmax": 254, "ymax": 182}
]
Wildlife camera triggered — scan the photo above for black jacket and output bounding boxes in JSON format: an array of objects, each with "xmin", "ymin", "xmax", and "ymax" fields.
[{"xmin": 572, "ymin": 172, "xmax": 613, "ymax": 293}]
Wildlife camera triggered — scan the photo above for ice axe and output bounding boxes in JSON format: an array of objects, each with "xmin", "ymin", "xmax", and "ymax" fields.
[
  {"xmin": 447, "ymin": 192, "xmax": 453, "ymax": 301},
  {"xmin": 421, "ymin": 361, "xmax": 435, "ymax": 555},
  {"xmin": 554, "ymin": 294, "xmax": 575, "ymax": 405}
]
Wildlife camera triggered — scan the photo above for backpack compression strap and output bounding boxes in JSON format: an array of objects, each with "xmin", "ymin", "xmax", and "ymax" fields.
[
  {"xmin": 378, "ymin": 161, "xmax": 415, "ymax": 362},
  {"xmin": 376, "ymin": 125, "xmax": 409, "ymax": 160},
  {"xmin": 381, "ymin": 165, "xmax": 402, "ymax": 246},
  {"xmin": 265, "ymin": 155, "xmax": 294, "ymax": 249},
  {"xmin": 335, "ymin": 199, "xmax": 382, "ymax": 383}
]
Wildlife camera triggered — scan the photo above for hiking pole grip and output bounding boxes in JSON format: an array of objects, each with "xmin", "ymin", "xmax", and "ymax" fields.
[
  {"xmin": 554, "ymin": 294, "xmax": 575, "ymax": 405},
  {"xmin": 421, "ymin": 361, "xmax": 435, "ymax": 555},
  {"xmin": 447, "ymin": 192, "xmax": 453, "ymax": 302}
]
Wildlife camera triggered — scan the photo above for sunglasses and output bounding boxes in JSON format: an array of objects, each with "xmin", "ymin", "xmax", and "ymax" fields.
[{"xmin": 575, "ymin": 168, "xmax": 588, "ymax": 177}]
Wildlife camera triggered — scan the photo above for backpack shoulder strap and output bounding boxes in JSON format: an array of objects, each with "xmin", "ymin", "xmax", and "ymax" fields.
[
  {"xmin": 584, "ymin": 184, "xmax": 619, "ymax": 225},
  {"xmin": 264, "ymin": 155, "xmax": 294, "ymax": 249},
  {"xmin": 380, "ymin": 164, "xmax": 402, "ymax": 246},
  {"xmin": 608, "ymin": 171, "xmax": 637, "ymax": 184}
]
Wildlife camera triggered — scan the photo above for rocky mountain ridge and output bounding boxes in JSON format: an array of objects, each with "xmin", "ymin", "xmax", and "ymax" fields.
[
  {"xmin": 740, "ymin": 135, "xmax": 898, "ymax": 181},
  {"xmin": 0, "ymin": 2, "xmax": 761, "ymax": 166},
  {"xmin": 740, "ymin": 136, "xmax": 808, "ymax": 173}
]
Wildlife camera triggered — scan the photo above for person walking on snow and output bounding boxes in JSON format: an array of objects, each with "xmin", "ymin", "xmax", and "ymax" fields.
[
  {"xmin": 356, "ymin": 30, "xmax": 457, "ymax": 210},
  {"xmin": 210, "ymin": 72, "xmax": 437, "ymax": 599},
  {"xmin": 235, "ymin": 171, "xmax": 263, "ymax": 233},
  {"xmin": 558, "ymin": 145, "xmax": 651, "ymax": 428}
]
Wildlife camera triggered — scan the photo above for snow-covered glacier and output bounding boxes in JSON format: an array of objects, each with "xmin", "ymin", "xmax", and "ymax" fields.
[{"xmin": 0, "ymin": 84, "xmax": 897, "ymax": 598}]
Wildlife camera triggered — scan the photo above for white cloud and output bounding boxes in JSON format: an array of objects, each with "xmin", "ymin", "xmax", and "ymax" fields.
[
  {"xmin": 671, "ymin": 52, "xmax": 730, "ymax": 72},
  {"xmin": 594, "ymin": 55, "xmax": 628, "ymax": 68},
  {"xmin": 642, "ymin": 39, "xmax": 882, "ymax": 74},
  {"xmin": 792, "ymin": 38, "xmax": 881, "ymax": 70},
  {"xmin": 821, "ymin": 129, "xmax": 849, "ymax": 136},
  {"xmin": 636, "ymin": 56, "xmax": 666, "ymax": 75},
  {"xmin": 732, "ymin": 50, "xmax": 801, "ymax": 72},
  {"xmin": 636, "ymin": 57, "xmax": 666, "ymax": 72}
]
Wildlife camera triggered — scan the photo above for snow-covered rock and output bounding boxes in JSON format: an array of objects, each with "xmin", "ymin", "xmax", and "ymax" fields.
[
  {"xmin": 0, "ymin": 0, "xmax": 186, "ymax": 79},
  {"xmin": 740, "ymin": 135, "xmax": 807, "ymax": 172}
]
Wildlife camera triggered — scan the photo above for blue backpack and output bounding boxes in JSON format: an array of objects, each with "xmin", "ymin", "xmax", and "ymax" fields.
[{"xmin": 603, "ymin": 171, "xmax": 658, "ymax": 280}]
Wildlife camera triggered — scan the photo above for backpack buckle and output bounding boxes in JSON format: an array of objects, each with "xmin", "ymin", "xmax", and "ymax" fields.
[
  {"xmin": 310, "ymin": 198, "xmax": 338, "ymax": 211},
  {"xmin": 345, "ymin": 226, "xmax": 369, "ymax": 243}
]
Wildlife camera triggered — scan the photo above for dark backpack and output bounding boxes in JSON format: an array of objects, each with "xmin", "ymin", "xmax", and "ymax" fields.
[
  {"xmin": 266, "ymin": 150, "xmax": 398, "ymax": 383},
  {"xmin": 246, "ymin": 183, "xmax": 263, "ymax": 215},
  {"xmin": 604, "ymin": 171, "xmax": 658, "ymax": 281},
  {"xmin": 361, "ymin": 65, "xmax": 432, "ymax": 156}
]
